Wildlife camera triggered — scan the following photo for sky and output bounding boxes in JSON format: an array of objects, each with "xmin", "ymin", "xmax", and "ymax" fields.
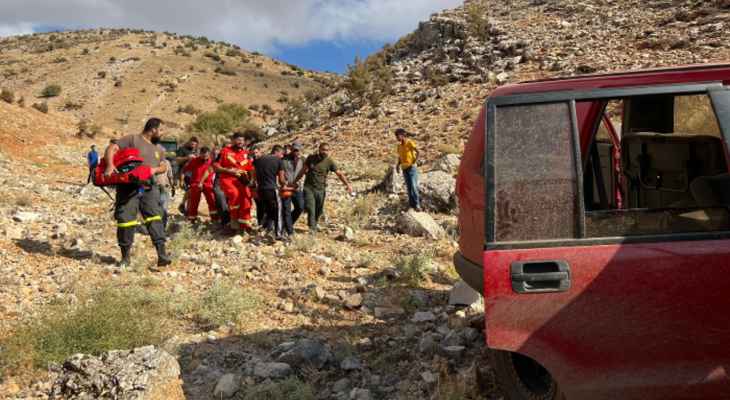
[{"xmin": 0, "ymin": 0, "xmax": 462, "ymax": 73}]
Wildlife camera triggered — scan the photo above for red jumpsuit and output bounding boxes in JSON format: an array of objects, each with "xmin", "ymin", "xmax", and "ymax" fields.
[
  {"xmin": 216, "ymin": 145, "xmax": 254, "ymax": 230},
  {"xmin": 183, "ymin": 157, "xmax": 218, "ymax": 221}
]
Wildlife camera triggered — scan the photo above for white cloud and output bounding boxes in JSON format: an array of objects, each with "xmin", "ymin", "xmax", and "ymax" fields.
[
  {"xmin": 0, "ymin": 0, "xmax": 462, "ymax": 51},
  {"xmin": 0, "ymin": 22, "xmax": 35, "ymax": 37}
]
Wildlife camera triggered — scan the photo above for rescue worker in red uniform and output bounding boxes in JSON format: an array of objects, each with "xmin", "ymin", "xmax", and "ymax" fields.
[
  {"xmin": 214, "ymin": 132, "xmax": 254, "ymax": 232},
  {"xmin": 183, "ymin": 147, "xmax": 219, "ymax": 222}
]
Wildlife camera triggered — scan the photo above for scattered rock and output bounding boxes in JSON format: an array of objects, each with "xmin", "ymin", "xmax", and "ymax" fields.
[
  {"xmin": 50, "ymin": 346, "xmax": 183, "ymax": 400},
  {"xmin": 12, "ymin": 211, "xmax": 41, "ymax": 223},
  {"xmin": 441, "ymin": 345, "xmax": 466, "ymax": 360},
  {"xmin": 333, "ymin": 378, "xmax": 351, "ymax": 393},
  {"xmin": 374, "ymin": 306, "xmax": 405, "ymax": 319},
  {"xmin": 349, "ymin": 388, "xmax": 372, "ymax": 400},
  {"xmin": 273, "ymin": 339, "xmax": 333, "ymax": 370},
  {"xmin": 396, "ymin": 210, "xmax": 446, "ymax": 240},
  {"xmin": 449, "ymin": 280, "xmax": 483, "ymax": 307},
  {"xmin": 213, "ymin": 373, "xmax": 240, "ymax": 398},
  {"xmin": 434, "ymin": 154, "xmax": 461, "ymax": 174},
  {"xmin": 343, "ymin": 293, "xmax": 363, "ymax": 309},
  {"xmin": 412, "ymin": 311, "xmax": 437, "ymax": 323},
  {"xmin": 253, "ymin": 362, "xmax": 292, "ymax": 379},
  {"xmin": 340, "ymin": 356, "xmax": 362, "ymax": 371},
  {"xmin": 419, "ymin": 171, "xmax": 457, "ymax": 213}
]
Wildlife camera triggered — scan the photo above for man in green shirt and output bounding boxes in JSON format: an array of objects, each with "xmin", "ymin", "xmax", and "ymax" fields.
[{"xmin": 294, "ymin": 143, "xmax": 353, "ymax": 233}]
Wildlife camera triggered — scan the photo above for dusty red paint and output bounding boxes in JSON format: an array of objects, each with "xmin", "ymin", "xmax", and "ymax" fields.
[{"xmin": 456, "ymin": 64, "xmax": 730, "ymax": 398}]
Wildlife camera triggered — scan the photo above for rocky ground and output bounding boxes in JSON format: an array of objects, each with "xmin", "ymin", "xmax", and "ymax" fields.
[{"xmin": 2, "ymin": 0, "xmax": 730, "ymax": 399}]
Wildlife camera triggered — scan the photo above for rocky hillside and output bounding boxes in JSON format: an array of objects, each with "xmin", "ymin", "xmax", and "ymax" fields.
[
  {"xmin": 0, "ymin": 29, "xmax": 335, "ymax": 137},
  {"xmin": 273, "ymin": 0, "xmax": 730, "ymax": 171},
  {"xmin": 1, "ymin": 1, "xmax": 730, "ymax": 399}
]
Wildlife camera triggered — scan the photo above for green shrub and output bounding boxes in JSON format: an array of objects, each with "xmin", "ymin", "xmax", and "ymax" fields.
[
  {"xmin": 190, "ymin": 103, "xmax": 252, "ymax": 138},
  {"xmin": 177, "ymin": 104, "xmax": 201, "ymax": 115},
  {"xmin": 0, "ymin": 89, "xmax": 14, "ymax": 104},
  {"xmin": 344, "ymin": 53, "xmax": 393, "ymax": 107},
  {"xmin": 40, "ymin": 84, "xmax": 61, "ymax": 98},
  {"xmin": 465, "ymin": 0, "xmax": 490, "ymax": 40},
  {"xmin": 214, "ymin": 66, "xmax": 237, "ymax": 76},
  {"xmin": 204, "ymin": 52, "xmax": 222, "ymax": 62},
  {"xmin": 32, "ymin": 102, "xmax": 48, "ymax": 113},
  {"xmin": 343, "ymin": 193, "xmax": 379, "ymax": 228},
  {"xmin": 396, "ymin": 253, "xmax": 434, "ymax": 287},
  {"xmin": 0, "ymin": 286, "xmax": 178, "ymax": 373},
  {"xmin": 197, "ymin": 281, "xmax": 260, "ymax": 327},
  {"xmin": 239, "ymin": 377, "xmax": 315, "ymax": 400}
]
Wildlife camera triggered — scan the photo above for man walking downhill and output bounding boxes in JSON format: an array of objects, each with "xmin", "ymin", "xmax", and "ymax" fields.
[
  {"xmin": 395, "ymin": 128, "xmax": 421, "ymax": 211},
  {"xmin": 211, "ymin": 146, "xmax": 230, "ymax": 228},
  {"xmin": 103, "ymin": 118, "xmax": 172, "ymax": 269},
  {"xmin": 175, "ymin": 137, "xmax": 199, "ymax": 215},
  {"xmin": 294, "ymin": 143, "xmax": 353, "ymax": 233},
  {"xmin": 184, "ymin": 147, "xmax": 219, "ymax": 223},
  {"xmin": 214, "ymin": 132, "xmax": 254, "ymax": 233},
  {"xmin": 86, "ymin": 145, "xmax": 98, "ymax": 185},
  {"xmin": 282, "ymin": 141, "xmax": 305, "ymax": 236},
  {"xmin": 156, "ymin": 154, "xmax": 174, "ymax": 229},
  {"xmin": 253, "ymin": 145, "xmax": 288, "ymax": 240}
]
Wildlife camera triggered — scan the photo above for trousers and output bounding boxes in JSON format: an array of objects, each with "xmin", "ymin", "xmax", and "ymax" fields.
[
  {"xmin": 219, "ymin": 178, "xmax": 252, "ymax": 229},
  {"xmin": 115, "ymin": 185, "xmax": 166, "ymax": 249},
  {"xmin": 259, "ymin": 189, "xmax": 283, "ymax": 236},
  {"xmin": 187, "ymin": 184, "xmax": 219, "ymax": 221},
  {"xmin": 304, "ymin": 186, "xmax": 326, "ymax": 231}
]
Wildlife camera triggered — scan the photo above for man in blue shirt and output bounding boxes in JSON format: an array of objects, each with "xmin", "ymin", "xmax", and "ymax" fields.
[{"xmin": 86, "ymin": 145, "xmax": 99, "ymax": 184}]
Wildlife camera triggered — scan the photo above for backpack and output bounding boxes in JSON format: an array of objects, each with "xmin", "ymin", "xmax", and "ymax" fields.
[{"xmin": 93, "ymin": 148, "xmax": 154, "ymax": 187}]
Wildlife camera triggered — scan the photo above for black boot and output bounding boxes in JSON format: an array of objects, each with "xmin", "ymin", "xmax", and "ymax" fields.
[
  {"xmin": 119, "ymin": 246, "xmax": 131, "ymax": 268},
  {"xmin": 155, "ymin": 242, "xmax": 172, "ymax": 268}
]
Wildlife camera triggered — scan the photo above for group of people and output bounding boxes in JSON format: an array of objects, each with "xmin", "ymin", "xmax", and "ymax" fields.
[
  {"xmin": 87, "ymin": 118, "xmax": 422, "ymax": 270},
  {"xmin": 171, "ymin": 131, "xmax": 354, "ymax": 238}
]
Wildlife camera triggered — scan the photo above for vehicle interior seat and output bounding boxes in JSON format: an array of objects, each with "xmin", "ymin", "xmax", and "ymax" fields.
[{"xmin": 622, "ymin": 132, "xmax": 726, "ymax": 209}]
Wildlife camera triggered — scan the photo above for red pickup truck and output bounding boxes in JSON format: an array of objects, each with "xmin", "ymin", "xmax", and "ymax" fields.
[{"xmin": 454, "ymin": 64, "xmax": 730, "ymax": 400}]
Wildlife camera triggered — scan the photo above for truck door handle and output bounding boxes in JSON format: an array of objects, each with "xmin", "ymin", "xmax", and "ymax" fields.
[{"xmin": 511, "ymin": 260, "xmax": 571, "ymax": 294}]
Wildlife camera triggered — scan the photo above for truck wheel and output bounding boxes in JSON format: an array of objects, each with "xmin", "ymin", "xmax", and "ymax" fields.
[{"xmin": 489, "ymin": 349, "xmax": 566, "ymax": 400}]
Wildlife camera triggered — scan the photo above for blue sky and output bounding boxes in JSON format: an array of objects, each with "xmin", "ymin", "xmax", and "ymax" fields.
[
  {"xmin": 270, "ymin": 41, "xmax": 386, "ymax": 74},
  {"xmin": 0, "ymin": 0, "xmax": 462, "ymax": 74}
]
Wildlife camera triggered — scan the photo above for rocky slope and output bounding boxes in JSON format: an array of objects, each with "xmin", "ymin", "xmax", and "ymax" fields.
[
  {"xmin": 2, "ymin": 1, "xmax": 730, "ymax": 399},
  {"xmin": 0, "ymin": 29, "xmax": 335, "ymax": 137}
]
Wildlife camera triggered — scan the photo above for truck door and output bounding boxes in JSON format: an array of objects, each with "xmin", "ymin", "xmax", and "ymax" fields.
[{"xmin": 484, "ymin": 86, "xmax": 730, "ymax": 400}]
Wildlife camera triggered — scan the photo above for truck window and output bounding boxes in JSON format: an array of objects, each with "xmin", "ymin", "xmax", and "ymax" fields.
[
  {"xmin": 585, "ymin": 93, "xmax": 730, "ymax": 237},
  {"xmin": 494, "ymin": 102, "xmax": 578, "ymax": 242}
]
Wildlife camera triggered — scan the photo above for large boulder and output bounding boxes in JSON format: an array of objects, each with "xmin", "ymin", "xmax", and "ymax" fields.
[
  {"xmin": 271, "ymin": 339, "xmax": 333, "ymax": 370},
  {"xmin": 370, "ymin": 166, "xmax": 403, "ymax": 194},
  {"xmin": 397, "ymin": 210, "xmax": 446, "ymax": 240},
  {"xmin": 420, "ymin": 170, "xmax": 457, "ymax": 213},
  {"xmin": 49, "ymin": 346, "xmax": 183, "ymax": 400},
  {"xmin": 433, "ymin": 154, "xmax": 461, "ymax": 175}
]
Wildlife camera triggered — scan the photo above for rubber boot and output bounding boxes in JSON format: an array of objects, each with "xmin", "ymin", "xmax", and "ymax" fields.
[
  {"xmin": 155, "ymin": 242, "xmax": 172, "ymax": 268},
  {"xmin": 119, "ymin": 246, "xmax": 131, "ymax": 268}
]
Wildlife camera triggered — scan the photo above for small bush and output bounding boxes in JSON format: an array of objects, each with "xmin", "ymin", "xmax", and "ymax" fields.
[
  {"xmin": 52, "ymin": 57, "xmax": 68, "ymax": 64},
  {"xmin": 81, "ymin": 48, "xmax": 90, "ymax": 55},
  {"xmin": 261, "ymin": 104, "xmax": 274, "ymax": 115},
  {"xmin": 214, "ymin": 66, "xmax": 237, "ymax": 76},
  {"xmin": 396, "ymin": 253, "xmax": 434, "ymax": 287},
  {"xmin": 197, "ymin": 281, "xmax": 260, "ymax": 327},
  {"xmin": 248, "ymin": 104, "xmax": 260, "ymax": 111},
  {"xmin": 32, "ymin": 102, "xmax": 48, "ymax": 113},
  {"xmin": 0, "ymin": 286, "xmax": 178, "ymax": 373},
  {"xmin": 97, "ymin": 71, "xmax": 107, "ymax": 79},
  {"xmin": 204, "ymin": 52, "xmax": 222, "ymax": 62},
  {"xmin": 40, "ymin": 84, "xmax": 61, "ymax": 98},
  {"xmin": 63, "ymin": 101, "xmax": 83, "ymax": 110},
  {"xmin": 190, "ymin": 103, "xmax": 251, "ymax": 139},
  {"xmin": 344, "ymin": 193, "xmax": 380, "ymax": 228},
  {"xmin": 177, "ymin": 104, "xmax": 201, "ymax": 115},
  {"xmin": 239, "ymin": 377, "xmax": 315, "ymax": 400},
  {"xmin": 0, "ymin": 89, "xmax": 14, "ymax": 104}
]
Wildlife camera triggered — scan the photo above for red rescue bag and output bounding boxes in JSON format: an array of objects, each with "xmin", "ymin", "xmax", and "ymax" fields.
[{"xmin": 93, "ymin": 148, "xmax": 154, "ymax": 187}]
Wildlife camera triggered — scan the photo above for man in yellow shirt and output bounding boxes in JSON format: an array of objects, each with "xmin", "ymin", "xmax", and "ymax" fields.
[{"xmin": 395, "ymin": 128, "xmax": 422, "ymax": 211}]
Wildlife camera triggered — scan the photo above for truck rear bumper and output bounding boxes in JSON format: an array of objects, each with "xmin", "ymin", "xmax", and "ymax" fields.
[{"xmin": 453, "ymin": 251, "xmax": 483, "ymax": 293}]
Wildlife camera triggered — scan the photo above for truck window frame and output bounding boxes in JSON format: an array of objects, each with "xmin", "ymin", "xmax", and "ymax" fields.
[{"xmin": 485, "ymin": 82, "xmax": 730, "ymax": 250}]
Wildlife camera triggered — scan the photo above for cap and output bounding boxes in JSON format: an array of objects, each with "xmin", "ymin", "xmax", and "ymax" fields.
[{"xmin": 292, "ymin": 141, "xmax": 303, "ymax": 151}]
